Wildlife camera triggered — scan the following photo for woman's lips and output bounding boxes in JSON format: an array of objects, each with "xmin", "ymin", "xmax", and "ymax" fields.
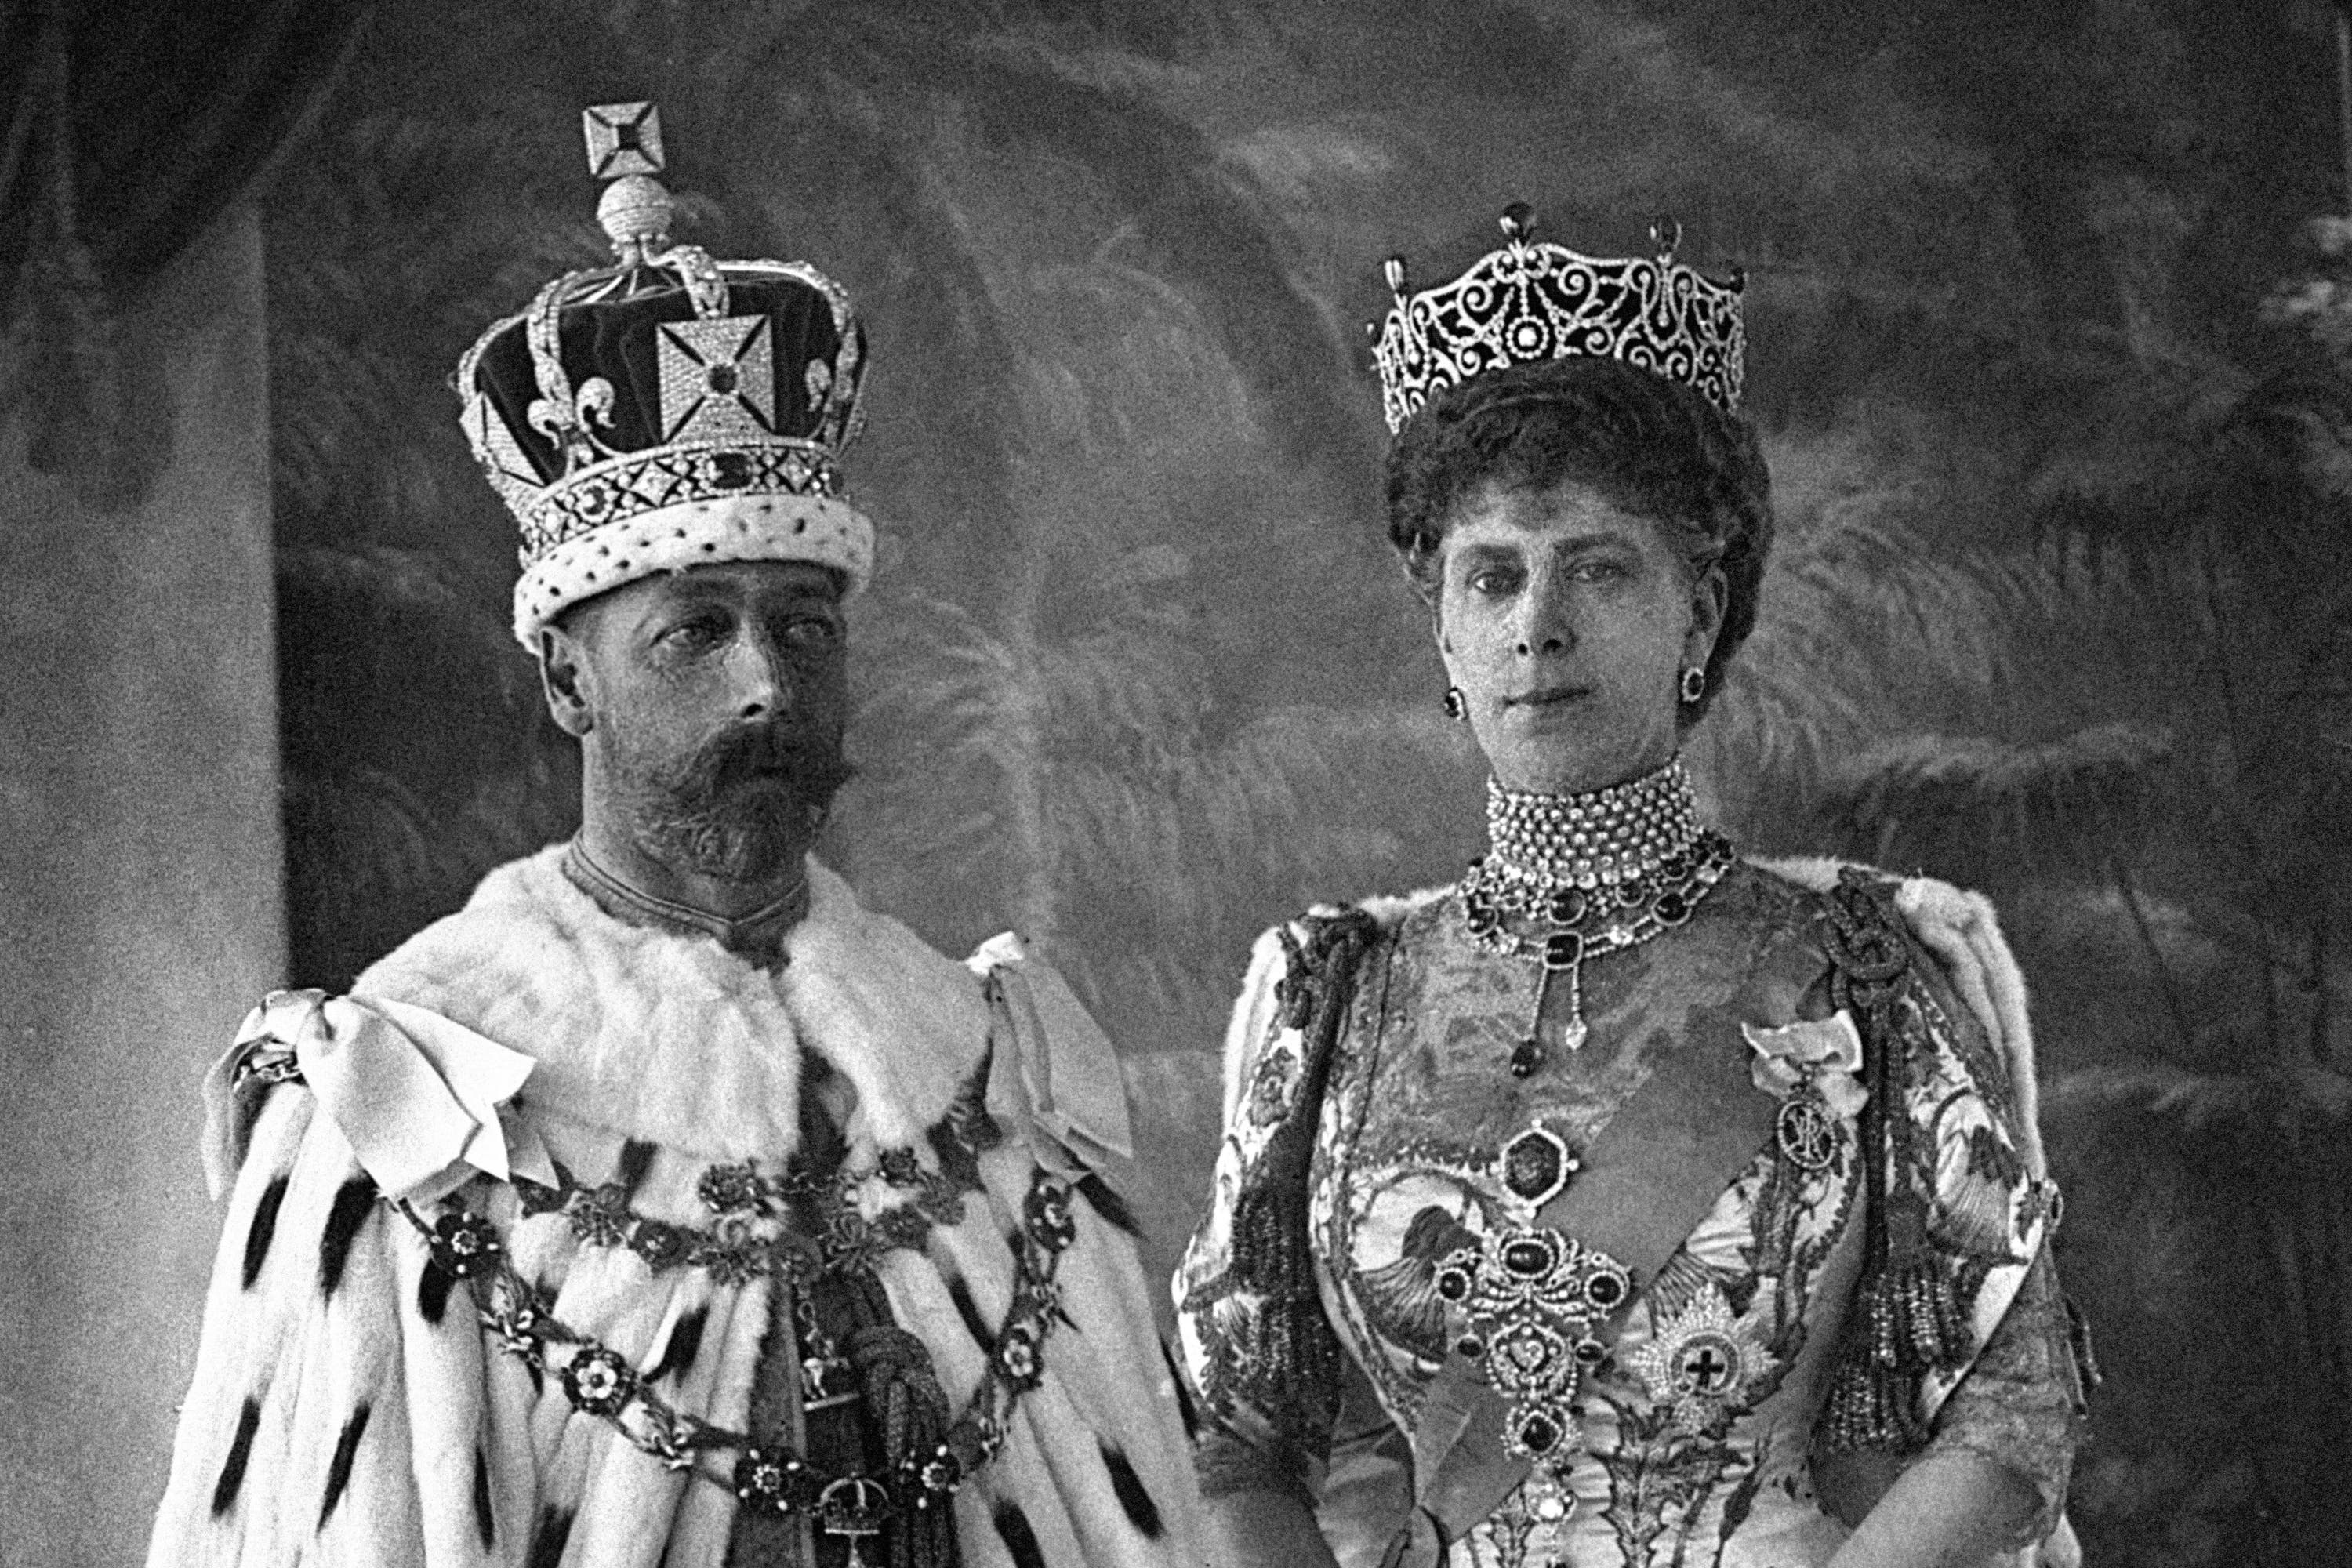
[{"xmin": 1504, "ymin": 685, "xmax": 1591, "ymax": 709}]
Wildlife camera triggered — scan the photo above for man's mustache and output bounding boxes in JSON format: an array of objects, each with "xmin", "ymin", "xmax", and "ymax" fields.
[{"xmin": 652, "ymin": 721, "xmax": 855, "ymax": 808}]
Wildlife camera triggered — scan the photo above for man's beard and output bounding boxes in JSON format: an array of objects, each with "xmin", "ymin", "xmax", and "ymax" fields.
[{"xmin": 612, "ymin": 722, "xmax": 855, "ymax": 885}]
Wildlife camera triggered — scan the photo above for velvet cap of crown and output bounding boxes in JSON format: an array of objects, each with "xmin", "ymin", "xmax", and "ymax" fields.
[
  {"xmin": 458, "ymin": 103, "xmax": 874, "ymax": 648},
  {"xmin": 1370, "ymin": 204, "xmax": 1746, "ymax": 434}
]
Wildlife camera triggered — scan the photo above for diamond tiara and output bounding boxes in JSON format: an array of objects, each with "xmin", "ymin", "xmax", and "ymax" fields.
[{"xmin": 1370, "ymin": 205, "xmax": 1745, "ymax": 434}]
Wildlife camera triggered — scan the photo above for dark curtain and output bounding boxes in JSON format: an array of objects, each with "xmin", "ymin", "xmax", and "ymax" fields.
[{"xmin": 0, "ymin": 0, "xmax": 371, "ymax": 505}]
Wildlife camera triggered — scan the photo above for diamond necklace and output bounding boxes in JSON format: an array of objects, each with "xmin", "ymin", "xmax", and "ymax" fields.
[{"xmin": 1460, "ymin": 760, "xmax": 1735, "ymax": 1077}]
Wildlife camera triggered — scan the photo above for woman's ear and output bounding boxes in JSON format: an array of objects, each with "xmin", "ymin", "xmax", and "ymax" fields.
[
  {"xmin": 1428, "ymin": 558, "xmax": 1454, "ymax": 659},
  {"xmin": 539, "ymin": 625, "xmax": 595, "ymax": 738},
  {"xmin": 1684, "ymin": 562, "xmax": 1729, "ymax": 670}
]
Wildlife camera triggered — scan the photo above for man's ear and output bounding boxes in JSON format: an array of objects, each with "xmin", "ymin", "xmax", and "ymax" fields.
[{"xmin": 539, "ymin": 623, "xmax": 595, "ymax": 738}]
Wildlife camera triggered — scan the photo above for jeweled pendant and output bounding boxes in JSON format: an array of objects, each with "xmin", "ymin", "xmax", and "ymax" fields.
[
  {"xmin": 1510, "ymin": 1036, "xmax": 1547, "ymax": 1077},
  {"xmin": 1775, "ymin": 1093, "xmax": 1839, "ymax": 1171},
  {"xmin": 1502, "ymin": 1126, "xmax": 1577, "ymax": 1207}
]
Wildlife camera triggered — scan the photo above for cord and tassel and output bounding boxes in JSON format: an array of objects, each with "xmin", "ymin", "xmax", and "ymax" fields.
[
  {"xmin": 1817, "ymin": 869, "xmax": 1976, "ymax": 1455},
  {"xmin": 848, "ymin": 1316, "xmax": 956, "ymax": 1568}
]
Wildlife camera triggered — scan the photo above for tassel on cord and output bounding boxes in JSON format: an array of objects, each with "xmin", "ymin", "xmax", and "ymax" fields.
[
  {"xmin": 1817, "ymin": 869, "xmax": 1975, "ymax": 1455},
  {"xmin": 1221, "ymin": 911, "xmax": 1379, "ymax": 1454},
  {"xmin": 846, "ymin": 1295, "xmax": 956, "ymax": 1568}
]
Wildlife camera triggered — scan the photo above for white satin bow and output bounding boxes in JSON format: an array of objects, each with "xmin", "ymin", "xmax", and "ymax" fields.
[
  {"xmin": 203, "ymin": 988, "xmax": 554, "ymax": 1204},
  {"xmin": 1740, "ymin": 1009, "xmax": 1870, "ymax": 1119}
]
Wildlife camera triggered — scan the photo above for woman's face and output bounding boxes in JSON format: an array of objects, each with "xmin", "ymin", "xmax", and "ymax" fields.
[{"xmin": 1435, "ymin": 480, "xmax": 1726, "ymax": 796}]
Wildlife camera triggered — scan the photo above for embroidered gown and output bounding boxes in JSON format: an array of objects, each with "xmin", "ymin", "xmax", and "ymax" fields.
[
  {"xmin": 1175, "ymin": 858, "xmax": 2083, "ymax": 1568},
  {"xmin": 147, "ymin": 846, "xmax": 1201, "ymax": 1568}
]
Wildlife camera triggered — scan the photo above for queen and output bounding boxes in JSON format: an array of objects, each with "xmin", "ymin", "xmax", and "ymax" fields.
[{"xmin": 1175, "ymin": 209, "xmax": 2085, "ymax": 1568}]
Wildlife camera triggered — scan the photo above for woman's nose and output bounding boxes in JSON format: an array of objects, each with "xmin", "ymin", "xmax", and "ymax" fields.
[{"xmin": 1513, "ymin": 577, "xmax": 1575, "ymax": 656}]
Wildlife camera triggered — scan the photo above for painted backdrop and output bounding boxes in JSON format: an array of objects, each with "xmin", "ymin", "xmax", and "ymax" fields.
[{"xmin": 260, "ymin": 3, "xmax": 2348, "ymax": 1564}]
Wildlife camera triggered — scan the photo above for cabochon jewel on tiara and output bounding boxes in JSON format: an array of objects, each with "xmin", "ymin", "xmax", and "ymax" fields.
[
  {"xmin": 456, "ymin": 103, "xmax": 876, "ymax": 647},
  {"xmin": 1370, "ymin": 204, "xmax": 1746, "ymax": 434}
]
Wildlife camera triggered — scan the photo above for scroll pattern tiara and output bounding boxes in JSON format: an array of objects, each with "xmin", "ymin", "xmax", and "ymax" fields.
[{"xmin": 1370, "ymin": 205, "xmax": 1745, "ymax": 434}]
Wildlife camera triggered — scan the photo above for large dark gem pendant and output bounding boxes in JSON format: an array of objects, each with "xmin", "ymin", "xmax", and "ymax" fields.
[
  {"xmin": 1502, "ymin": 1127, "xmax": 1577, "ymax": 1207},
  {"xmin": 1501, "ymin": 1232, "xmax": 1562, "ymax": 1278},
  {"xmin": 1512, "ymin": 1406, "xmax": 1569, "ymax": 1460},
  {"xmin": 1510, "ymin": 1036, "xmax": 1547, "ymax": 1078},
  {"xmin": 1542, "ymin": 931, "xmax": 1585, "ymax": 971}
]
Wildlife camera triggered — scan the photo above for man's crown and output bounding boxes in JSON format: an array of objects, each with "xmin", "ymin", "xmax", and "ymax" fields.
[
  {"xmin": 1370, "ymin": 204, "xmax": 1745, "ymax": 434},
  {"xmin": 457, "ymin": 103, "xmax": 876, "ymax": 646}
]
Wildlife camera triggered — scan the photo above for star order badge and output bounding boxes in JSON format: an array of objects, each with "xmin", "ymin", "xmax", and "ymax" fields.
[{"xmin": 1625, "ymin": 1283, "xmax": 1769, "ymax": 1436}]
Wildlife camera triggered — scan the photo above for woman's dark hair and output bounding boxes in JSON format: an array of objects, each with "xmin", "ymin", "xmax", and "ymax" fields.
[{"xmin": 1384, "ymin": 355, "xmax": 1773, "ymax": 723}]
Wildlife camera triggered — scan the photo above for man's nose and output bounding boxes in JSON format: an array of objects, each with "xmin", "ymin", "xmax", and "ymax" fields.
[{"xmin": 724, "ymin": 633, "xmax": 792, "ymax": 720}]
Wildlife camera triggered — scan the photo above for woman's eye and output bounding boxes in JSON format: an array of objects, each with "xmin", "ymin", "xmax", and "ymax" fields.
[
  {"xmin": 1572, "ymin": 560, "xmax": 1628, "ymax": 583},
  {"xmin": 1467, "ymin": 568, "xmax": 1519, "ymax": 596}
]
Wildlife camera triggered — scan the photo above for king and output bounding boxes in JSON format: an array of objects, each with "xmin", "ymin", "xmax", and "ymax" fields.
[{"xmin": 146, "ymin": 104, "xmax": 1202, "ymax": 1568}]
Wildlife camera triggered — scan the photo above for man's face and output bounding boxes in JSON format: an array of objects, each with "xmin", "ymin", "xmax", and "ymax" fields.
[{"xmin": 547, "ymin": 559, "xmax": 853, "ymax": 884}]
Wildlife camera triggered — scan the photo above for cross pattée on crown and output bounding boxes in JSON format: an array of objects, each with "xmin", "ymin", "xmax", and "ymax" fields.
[
  {"xmin": 583, "ymin": 101, "xmax": 665, "ymax": 180},
  {"xmin": 582, "ymin": 102, "xmax": 678, "ymax": 264}
]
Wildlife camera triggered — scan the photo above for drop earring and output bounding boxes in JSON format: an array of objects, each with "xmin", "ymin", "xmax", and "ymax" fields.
[
  {"xmin": 1679, "ymin": 666, "xmax": 1706, "ymax": 704},
  {"xmin": 1444, "ymin": 685, "xmax": 1468, "ymax": 721}
]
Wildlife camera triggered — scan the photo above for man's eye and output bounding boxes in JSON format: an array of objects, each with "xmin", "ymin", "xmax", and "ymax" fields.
[
  {"xmin": 660, "ymin": 617, "xmax": 728, "ymax": 649},
  {"xmin": 782, "ymin": 616, "xmax": 843, "ymax": 650}
]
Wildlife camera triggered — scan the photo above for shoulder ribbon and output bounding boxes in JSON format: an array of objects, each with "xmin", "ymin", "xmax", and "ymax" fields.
[
  {"xmin": 201, "ymin": 988, "xmax": 554, "ymax": 1204},
  {"xmin": 968, "ymin": 932, "xmax": 1134, "ymax": 1184}
]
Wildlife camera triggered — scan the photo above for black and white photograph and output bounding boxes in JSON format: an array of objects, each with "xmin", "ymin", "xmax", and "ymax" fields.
[{"xmin": 2, "ymin": 3, "xmax": 2343, "ymax": 1566}]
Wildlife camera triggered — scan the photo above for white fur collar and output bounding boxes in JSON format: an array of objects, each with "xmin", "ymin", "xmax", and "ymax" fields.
[{"xmin": 350, "ymin": 845, "xmax": 992, "ymax": 1162}]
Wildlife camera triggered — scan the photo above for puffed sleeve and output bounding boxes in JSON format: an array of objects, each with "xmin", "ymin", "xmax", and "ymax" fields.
[
  {"xmin": 1173, "ymin": 920, "xmax": 1358, "ymax": 1506},
  {"xmin": 1922, "ymin": 1247, "xmax": 2085, "ymax": 1540},
  {"xmin": 1817, "ymin": 872, "xmax": 2086, "ymax": 1546}
]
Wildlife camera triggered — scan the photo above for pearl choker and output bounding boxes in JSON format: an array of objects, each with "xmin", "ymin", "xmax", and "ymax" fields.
[{"xmin": 1483, "ymin": 757, "xmax": 1705, "ymax": 891}]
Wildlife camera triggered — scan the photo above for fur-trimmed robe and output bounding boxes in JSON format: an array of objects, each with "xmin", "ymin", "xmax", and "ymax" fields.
[{"xmin": 147, "ymin": 846, "xmax": 1204, "ymax": 1568}]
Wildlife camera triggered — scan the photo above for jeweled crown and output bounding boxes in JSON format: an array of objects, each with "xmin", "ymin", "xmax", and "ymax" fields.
[
  {"xmin": 1370, "ymin": 205, "xmax": 1745, "ymax": 434},
  {"xmin": 458, "ymin": 103, "xmax": 876, "ymax": 645}
]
